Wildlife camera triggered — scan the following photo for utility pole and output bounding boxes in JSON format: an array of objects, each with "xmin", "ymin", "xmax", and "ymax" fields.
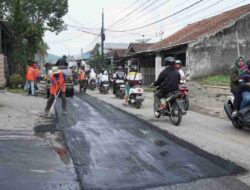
[
  {"xmin": 236, "ymin": 31, "xmax": 240, "ymax": 57},
  {"xmin": 101, "ymin": 8, "xmax": 105, "ymax": 69}
]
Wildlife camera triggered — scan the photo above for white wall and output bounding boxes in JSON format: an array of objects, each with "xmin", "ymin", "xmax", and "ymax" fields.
[{"xmin": 155, "ymin": 54, "xmax": 165, "ymax": 80}]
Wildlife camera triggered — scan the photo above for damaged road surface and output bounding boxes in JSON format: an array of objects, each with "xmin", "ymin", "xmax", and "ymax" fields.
[{"xmin": 57, "ymin": 93, "xmax": 249, "ymax": 190}]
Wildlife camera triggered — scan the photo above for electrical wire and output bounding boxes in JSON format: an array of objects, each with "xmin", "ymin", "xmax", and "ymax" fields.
[
  {"xmin": 107, "ymin": 0, "xmax": 163, "ymax": 29},
  {"xmin": 108, "ymin": 0, "xmax": 206, "ymax": 32},
  {"xmin": 107, "ymin": 0, "xmax": 153, "ymax": 28}
]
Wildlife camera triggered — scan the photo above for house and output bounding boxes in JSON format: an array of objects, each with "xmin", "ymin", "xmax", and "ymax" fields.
[
  {"xmin": 0, "ymin": 20, "xmax": 14, "ymax": 87},
  {"xmin": 118, "ymin": 43, "xmax": 155, "ymax": 84},
  {"xmin": 146, "ymin": 4, "xmax": 250, "ymax": 79},
  {"xmin": 106, "ymin": 48, "xmax": 127, "ymax": 67}
]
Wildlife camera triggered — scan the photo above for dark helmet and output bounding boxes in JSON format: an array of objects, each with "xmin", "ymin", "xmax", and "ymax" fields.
[
  {"xmin": 164, "ymin": 56, "xmax": 175, "ymax": 66},
  {"xmin": 62, "ymin": 55, "xmax": 67, "ymax": 59},
  {"xmin": 131, "ymin": 65, "xmax": 138, "ymax": 72},
  {"xmin": 175, "ymin": 60, "xmax": 182, "ymax": 65}
]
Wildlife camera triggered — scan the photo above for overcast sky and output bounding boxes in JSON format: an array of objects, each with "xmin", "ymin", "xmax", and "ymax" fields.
[{"xmin": 43, "ymin": 0, "xmax": 250, "ymax": 56}]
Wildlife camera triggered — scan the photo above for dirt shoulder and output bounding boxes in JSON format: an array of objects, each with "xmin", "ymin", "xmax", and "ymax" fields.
[{"xmin": 188, "ymin": 81, "xmax": 229, "ymax": 120}]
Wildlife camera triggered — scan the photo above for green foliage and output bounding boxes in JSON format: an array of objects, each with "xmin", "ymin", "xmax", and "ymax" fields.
[
  {"xmin": 9, "ymin": 73, "xmax": 24, "ymax": 88},
  {"xmin": 0, "ymin": 0, "xmax": 68, "ymax": 74},
  {"xmin": 197, "ymin": 75, "xmax": 230, "ymax": 86},
  {"xmin": 87, "ymin": 43, "xmax": 109, "ymax": 72}
]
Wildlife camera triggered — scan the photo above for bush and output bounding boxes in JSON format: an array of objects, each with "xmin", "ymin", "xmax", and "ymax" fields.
[{"xmin": 9, "ymin": 74, "xmax": 24, "ymax": 88}]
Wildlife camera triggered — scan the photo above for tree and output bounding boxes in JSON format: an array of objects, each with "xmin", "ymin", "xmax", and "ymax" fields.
[
  {"xmin": 0, "ymin": 0, "xmax": 68, "ymax": 74},
  {"xmin": 36, "ymin": 40, "xmax": 49, "ymax": 66}
]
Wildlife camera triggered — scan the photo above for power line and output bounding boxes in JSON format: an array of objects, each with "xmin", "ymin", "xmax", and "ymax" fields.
[
  {"xmin": 115, "ymin": 0, "xmax": 245, "ymax": 39},
  {"xmin": 77, "ymin": 29, "xmax": 100, "ymax": 36},
  {"xmin": 67, "ymin": 24, "xmax": 100, "ymax": 31},
  {"xmin": 82, "ymin": 35, "xmax": 100, "ymax": 51},
  {"xmin": 109, "ymin": 0, "xmax": 163, "ymax": 28},
  {"xmin": 108, "ymin": 0, "xmax": 206, "ymax": 32},
  {"xmin": 156, "ymin": 0, "xmax": 248, "ymax": 46},
  {"xmin": 107, "ymin": 0, "xmax": 153, "ymax": 28}
]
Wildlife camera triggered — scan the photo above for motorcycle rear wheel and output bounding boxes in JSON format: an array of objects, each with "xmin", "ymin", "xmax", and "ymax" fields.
[
  {"xmin": 184, "ymin": 96, "xmax": 189, "ymax": 111},
  {"xmin": 135, "ymin": 102, "xmax": 142, "ymax": 109},
  {"xmin": 169, "ymin": 102, "xmax": 182, "ymax": 126}
]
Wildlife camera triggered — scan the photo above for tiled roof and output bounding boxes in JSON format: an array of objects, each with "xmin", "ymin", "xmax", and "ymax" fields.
[
  {"xmin": 148, "ymin": 4, "xmax": 250, "ymax": 51},
  {"xmin": 129, "ymin": 43, "xmax": 153, "ymax": 52},
  {"xmin": 106, "ymin": 49, "xmax": 127, "ymax": 58},
  {"xmin": 115, "ymin": 49, "xmax": 127, "ymax": 57},
  {"xmin": 125, "ymin": 43, "xmax": 154, "ymax": 56}
]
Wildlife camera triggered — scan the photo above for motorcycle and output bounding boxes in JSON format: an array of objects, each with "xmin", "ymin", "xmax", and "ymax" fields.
[
  {"xmin": 99, "ymin": 81, "xmax": 109, "ymax": 94},
  {"xmin": 179, "ymin": 79, "xmax": 189, "ymax": 111},
  {"xmin": 153, "ymin": 90, "xmax": 186, "ymax": 126},
  {"xmin": 224, "ymin": 93, "xmax": 250, "ymax": 129},
  {"xmin": 115, "ymin": 79, "xmax": 126, "ymax": 99},
  {"xmin": 89, "ymin": 79, "xmax": 96, "ymax": 90},
  {"xmin": 128, "ymin": 85, "xmax": 145, "ymax": 109}
]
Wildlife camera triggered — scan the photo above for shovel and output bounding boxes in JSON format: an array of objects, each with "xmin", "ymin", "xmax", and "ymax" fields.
[{"xmin": 41, "ymin": 89, "xmax": 61, "ymax": 119}]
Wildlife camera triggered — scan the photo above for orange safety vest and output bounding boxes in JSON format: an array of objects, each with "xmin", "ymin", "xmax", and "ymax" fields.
[
  {"xmin": 26, "ymin": 66, "xmax": 35, "ymax": 81},
  {"xmin": 50, "ymin": 72, "xmax": 66, "ymax": 95},
  {"xmin": 34, "ymin": 68, "xmax": 41, "ymax": 79},
  {"xmin": 78, "ymin": 70, "xmax": 86, "ymax": 80}
]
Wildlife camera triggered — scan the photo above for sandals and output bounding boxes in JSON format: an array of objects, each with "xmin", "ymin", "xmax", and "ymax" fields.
[{"xmin": 122, "ymin": 103, "xmax": 128, "ymax": 107}]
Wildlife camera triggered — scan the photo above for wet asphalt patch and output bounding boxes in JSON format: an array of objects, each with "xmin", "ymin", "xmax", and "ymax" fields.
[{"xmin": 57, "ymin": 93, "xmax": 246, "ymax": 190}]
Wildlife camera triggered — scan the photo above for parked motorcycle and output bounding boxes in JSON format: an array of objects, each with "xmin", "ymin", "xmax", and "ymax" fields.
[
  {"xmin": 128, "ymin": 85, "xmax": 145, "ymax": 109},
  {"xmin": 99, "ymin": 81, "xmax": 109, "ymax": 94},
  {"xmin": 153, "ymin": 90, "xmax": 186, "ymax": 126},
  {"xmin": 89, "ymin": 79, "xmax": 96, "ymax": 90},
  {"xmin": 115, "ymin": 79, "xmax": 126, "ymax": 99},
  {"xmin": 224, "ymin": 94, "xmax": 250, "ymax": 129}
]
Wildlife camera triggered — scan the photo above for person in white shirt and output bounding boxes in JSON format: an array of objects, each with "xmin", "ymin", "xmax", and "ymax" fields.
[
  {"xmin": 101, "ymin": 70, "xmax": 109, "ymax": 83},
  {"xmin": 175, "ymin": 60, "xmax": 186, "ymax": 80},
  {"xmin": 89, "ymin": 68, "xmax": 96, "ymax": 83}
]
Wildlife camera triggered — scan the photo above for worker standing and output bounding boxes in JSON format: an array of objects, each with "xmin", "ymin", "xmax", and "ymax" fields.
[
  {"xmin": 78, "ymin": 64, "xmax": 87, "ymax": 93},
  {"xmin": 24, "ymin": 62, "xmax": 36, "ymax": 96},
  {"xmin": 44, "ymin": 67, "xmax": 67, "ymax": 115}
]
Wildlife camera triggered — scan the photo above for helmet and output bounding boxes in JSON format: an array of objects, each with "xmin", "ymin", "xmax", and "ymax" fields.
[
  {"xmin": 118, "ymin": 66, "xmax": 123, "ymax": 70},
  {"xmin": 175, "ymin": 60, "xmax": 182, "ymax": 65},
  {"xmin": 63, "ymin": 55, "xmax": 67, "ymax": 59},
  {"xmin": 131, "ymin": 65, "xmax": 138, "ymax": 72},
  {"xmin": 164, "ymin": 56, "xmax": 175, "ymax": 66},
  {"xmin": 103, "ymin": 70, "xmax": 108, "ymax": 75}
]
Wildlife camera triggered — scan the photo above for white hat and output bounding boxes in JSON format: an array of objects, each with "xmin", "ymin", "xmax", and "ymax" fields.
[{"xmin": 51, "ymin": 67, "xmax": 60, "ymax": 74}]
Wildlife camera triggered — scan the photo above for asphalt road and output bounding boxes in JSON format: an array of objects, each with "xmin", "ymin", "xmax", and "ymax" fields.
[{"xmin": 57, "ymin": 93, "xmax": 248, "ymax": 190}]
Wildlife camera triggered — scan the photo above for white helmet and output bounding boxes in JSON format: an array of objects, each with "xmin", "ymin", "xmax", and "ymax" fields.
[{"xmin": 103, "ymin": 70, "xmax": 108, "ymax": 75}]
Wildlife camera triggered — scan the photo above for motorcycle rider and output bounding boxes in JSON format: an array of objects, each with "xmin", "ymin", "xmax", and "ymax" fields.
[
  {"xmin": 230, "ymin": 56, "xmax": 248, "ymax": 117},
  {"xmin": 152, "ymin": 56, "xmax": 180, "ymax": 110},
  {"xmin": 89, "ymin": 68, "xmax": 97, "ymax": 83},
  {"xmin": 239, "ymin": 60, "xmax": 250, "ymax": 109},
  {"xmin": 175, "ymin": 60, "xmax": 186, "ymax": 80},
  {"xmin": 55, "ymin": 55, "xmax": 68, "ymax": 67},
  {"xmin": 113, "ymin": 66, "xmax": 126, "ymax": 94},
  {"xmin": 123, "ymin": 65, "xmax": 142, "ymax": 106},
  {"xmin": 101, "ymin": 70, "xmax": 109, "ymax": 85}
]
